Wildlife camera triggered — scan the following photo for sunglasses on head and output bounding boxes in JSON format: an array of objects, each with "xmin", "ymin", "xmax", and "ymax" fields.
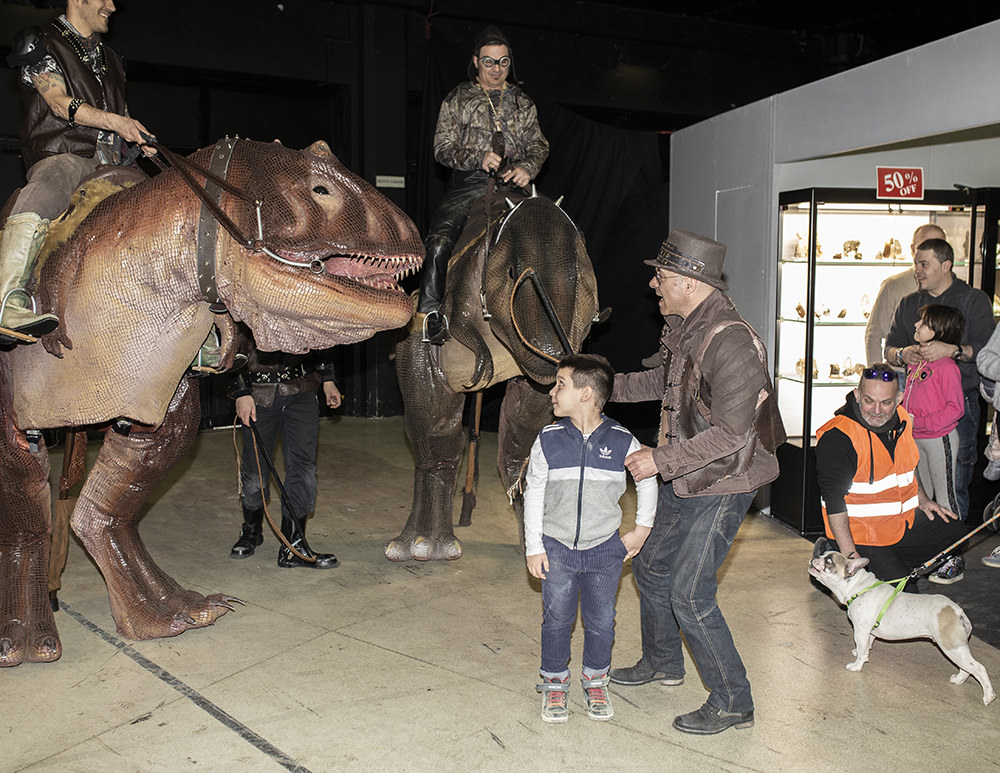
[{"xmin": 862, "ymin": 367, "xmax": 898, "ymax": 382}]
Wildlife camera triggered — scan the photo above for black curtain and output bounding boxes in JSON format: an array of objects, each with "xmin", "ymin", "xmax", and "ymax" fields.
[{"xmin": 417, "ymin": 27, "xmax": 668, "ymax": 439}]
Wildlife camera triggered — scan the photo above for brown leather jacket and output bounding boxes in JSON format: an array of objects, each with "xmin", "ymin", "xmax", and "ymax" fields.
[
  {"xmin": 18, "ymin": 21, "xmax": 127, "ymax": 169},
  {"xmin": 612, "ymin": 289, "xmax": 785, "ymax": 497}
]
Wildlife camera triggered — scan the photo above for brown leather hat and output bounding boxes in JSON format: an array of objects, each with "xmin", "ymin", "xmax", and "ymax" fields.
[{"xmin": 644, "ymin": 229, "xmax": 728, "ymax": 291}]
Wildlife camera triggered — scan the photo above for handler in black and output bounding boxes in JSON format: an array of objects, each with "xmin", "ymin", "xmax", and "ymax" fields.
[
  {"xmin": 229, "ymin": 327, "xmax": 342, "ymax": 569},
  {"xmin": 3, "ymin": 0, "xmax": 153, "ymax": 341}
]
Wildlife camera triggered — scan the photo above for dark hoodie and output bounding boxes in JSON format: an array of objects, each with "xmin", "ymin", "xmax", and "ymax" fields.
[{"xmin": 815, "ymin": 390, "xmax": 908, "ymax": 514}]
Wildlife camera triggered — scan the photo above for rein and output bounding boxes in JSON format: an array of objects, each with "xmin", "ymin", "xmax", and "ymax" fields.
[{"xmin": 134, "ymin": 135, "xmax": 327, "ymax": 307}]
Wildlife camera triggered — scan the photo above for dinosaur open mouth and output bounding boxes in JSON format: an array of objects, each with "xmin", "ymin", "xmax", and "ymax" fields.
[{"xmin": 321, "ymin": 254, "xmax": 420, "ymax": 291}]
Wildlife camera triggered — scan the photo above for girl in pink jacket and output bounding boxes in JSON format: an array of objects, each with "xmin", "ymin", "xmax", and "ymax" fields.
[{"xmin": 903, "ymin": 304, "xmax": 965, "ymax": 515}]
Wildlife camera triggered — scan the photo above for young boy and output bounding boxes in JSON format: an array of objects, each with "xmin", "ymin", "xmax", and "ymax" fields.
[{"xmin": 524, "ymin": 353, "xmax": 657, "ymax": 723}]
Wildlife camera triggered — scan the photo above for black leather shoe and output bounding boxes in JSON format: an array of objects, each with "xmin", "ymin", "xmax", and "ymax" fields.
[
  {"xmin": 609, "ymin": 658, "xmax": 684, "ymax": 686},
  {"xmin": 277, "ymin": 540, "xmax": 340, "ymax": 569},
  {"xmin": 673, "ymin": 702, "xmax": 754, "ymax": 735},
  {"xmin": 230, "ymin": 524, "xmax": 263, "ymax": 558}
]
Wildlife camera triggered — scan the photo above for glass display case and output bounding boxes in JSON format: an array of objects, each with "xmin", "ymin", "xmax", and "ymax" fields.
[{"xmin": 771, "ymin": 187, "xmax": 999, "ymax": 535}]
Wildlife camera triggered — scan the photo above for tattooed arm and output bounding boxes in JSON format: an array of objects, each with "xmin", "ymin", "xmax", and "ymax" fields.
[{"xmin": 30, "ymin": 68, "xmax": 153, "ymax": 148}]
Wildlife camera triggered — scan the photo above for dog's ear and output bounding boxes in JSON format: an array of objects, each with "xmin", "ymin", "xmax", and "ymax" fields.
[{"xmin": 845, "ymin": 556, "xmax": 870, "ymax": 577}]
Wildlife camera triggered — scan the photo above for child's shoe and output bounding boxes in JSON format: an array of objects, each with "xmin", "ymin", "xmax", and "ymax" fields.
[
  {"xmin": 582, "ymin": 673, "xmax": 614, "ymax": 721},
  {"xmin": 985, "ymin": 459, "xmax": 1000, "ymax": 482},
  {"xmin": 536, "ymin": 676, "xmax": 570, "ymax": 723}
]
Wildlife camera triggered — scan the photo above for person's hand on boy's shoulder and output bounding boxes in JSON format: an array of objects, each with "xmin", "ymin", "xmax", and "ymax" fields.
[
  {"xmin": 527, "ymin": 552, "xmax": 549, "ymax": 579},
  {"xmin": 621, "ymin": 525, "xmax": 652, "ymax": 561}
]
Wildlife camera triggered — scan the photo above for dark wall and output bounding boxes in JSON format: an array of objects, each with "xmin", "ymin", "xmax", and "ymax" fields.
[{"xmin": 0, "ymin": 0, "xmax": 852, "ymax": 425}]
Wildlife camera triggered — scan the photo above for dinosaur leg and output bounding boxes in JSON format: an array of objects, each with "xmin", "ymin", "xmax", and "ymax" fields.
[
  {"xmin": 72, "ymin": 377, "xmax": 235, "ymax": 640},
  {"xmin": 386, "ymin": 332, "xmax": 465, "ymax": 561},
  {"xmin": 497, "ymin": 377, "xmax": 554, "ymax": 550},
  {"xmin": 0, "ymin": 355, "xmax": 61, "ymax": 667}
]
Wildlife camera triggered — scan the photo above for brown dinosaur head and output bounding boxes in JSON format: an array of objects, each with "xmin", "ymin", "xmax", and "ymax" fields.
[
  {"xmin": 214, "ymin": 139, "xmax": 423, "ymax": 352},
  {"xmin": 483, "ymin": 196, "xmax": 598, "ymax": 383}
]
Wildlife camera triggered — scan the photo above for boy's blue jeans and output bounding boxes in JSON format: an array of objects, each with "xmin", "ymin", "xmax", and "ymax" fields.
[
  {"xmin": 632, "ymin": 481, "xmax": 756, "ymax": 713},
  {"xmin": 540, "ymin": 533, "xmax": 627, "ymax": 677}
]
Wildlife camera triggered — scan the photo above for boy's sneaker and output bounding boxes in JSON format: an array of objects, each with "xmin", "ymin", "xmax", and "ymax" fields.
[
  {"xmin": 982, "ymin": 546, "xmax": 1000, "ymax": 568},
  {"xmin": 985, "ymin": 460, "xmax": 1000, "ymax": 482},
  {"xmin": 582, "ymin": 674, "xmax": 614, "ymax": 721},
  {"xmin": 536, "ymin": 676, "xmax": 569, "ymax": 723},
  {"xmin": 929, "ymin": 555, "xmax": 965, "ymax": 584}
]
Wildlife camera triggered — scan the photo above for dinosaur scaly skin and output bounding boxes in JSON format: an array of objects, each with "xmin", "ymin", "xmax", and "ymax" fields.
[
  {"xmin": 388, "ymin": 192, "xmax": 598, "ymax": 561},
  {"xmin": 0, "ymin": 139, "xmax": 423, "ymax": 664}
]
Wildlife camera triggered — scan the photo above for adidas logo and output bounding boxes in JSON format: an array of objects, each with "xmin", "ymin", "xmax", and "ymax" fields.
[{"xmin": 599, "ymin": 446, "xmax": 612, "ymax": 460}]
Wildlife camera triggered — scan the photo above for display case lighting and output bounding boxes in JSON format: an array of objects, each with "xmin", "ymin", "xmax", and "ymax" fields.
[{"xmin": 806, "ymin": 202, "xmax": 954, "ymax": 212}]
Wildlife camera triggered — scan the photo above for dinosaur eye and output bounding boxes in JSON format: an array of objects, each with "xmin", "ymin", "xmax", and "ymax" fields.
[{"xmin": 313, "ymin": 185, "xmax": 330, "ymax": 195}]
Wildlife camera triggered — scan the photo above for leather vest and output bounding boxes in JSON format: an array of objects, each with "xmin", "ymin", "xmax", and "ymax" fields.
[
  {"xmin": 817, "ymin": 406, "xmax": 920, "ymax": 546},
  {"xmin": 19, "ymin": 21, "xmax": 127, "ymax": 170},
  {"xmin": 663, "ymin": 311, "xmax": 785, "ymax": 496}
]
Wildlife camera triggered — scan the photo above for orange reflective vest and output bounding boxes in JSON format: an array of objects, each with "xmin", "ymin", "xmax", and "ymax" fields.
[{"xmin": 816, "ymin": 406, "xmax": 919, "ymax": 546}]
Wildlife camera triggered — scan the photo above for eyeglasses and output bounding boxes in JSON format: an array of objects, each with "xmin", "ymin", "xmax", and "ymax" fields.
[
  {"xmin": 862, "ymin": 367, "xmax": 898, "ymax": 382},
  {"xmin": 479, "ymin": 56, "xmax": 511, "ymax": 69},
  {"xmin": 654, "ymin": 269, "xmax": 681, "ymax": 283}
]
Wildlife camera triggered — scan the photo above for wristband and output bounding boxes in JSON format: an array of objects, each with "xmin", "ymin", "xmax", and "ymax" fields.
[
  {"xmin": 895, "ymin": 347, "xmax": 904, "ymax": 366},
  {"xmin": 952, "ymin": 346, "xmax": 963, "ymax": 361},
  {"xmin": 67, "ymin": 97, "xmax": 84, "ymax": 127}
]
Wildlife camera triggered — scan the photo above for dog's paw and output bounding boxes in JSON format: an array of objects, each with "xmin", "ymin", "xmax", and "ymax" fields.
[
  {"xmin": 984, "ymin": 689, "xmax": 996, "ymax": 706},
  {"xmin": 846, "ymin": 661, "xmax": 865, "ymax": 672},
  {"xmin": 950, "ymin": 670, "xmax": 970, "ymax": 685}
]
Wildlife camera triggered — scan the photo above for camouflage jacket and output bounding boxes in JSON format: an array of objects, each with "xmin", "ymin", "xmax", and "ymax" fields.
[{"xmin": 433, "ymin": 80, "xmax": 549, "ymax": 180}]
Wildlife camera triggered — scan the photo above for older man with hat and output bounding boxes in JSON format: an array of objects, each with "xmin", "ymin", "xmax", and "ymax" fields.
[{"xmin": 608, "ymin": 229, "xmax": 785, "ymax": 734}]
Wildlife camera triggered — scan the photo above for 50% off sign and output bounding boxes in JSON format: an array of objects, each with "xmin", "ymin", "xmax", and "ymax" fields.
[{"xmin": 876, "ymin": 166, "xmax": 924, "ymax": 200}]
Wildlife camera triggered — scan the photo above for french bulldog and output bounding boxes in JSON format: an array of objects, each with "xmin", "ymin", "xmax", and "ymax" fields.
[{"xmin": 809, "ymin": 550, "xmax": 995, "ymax": 706}]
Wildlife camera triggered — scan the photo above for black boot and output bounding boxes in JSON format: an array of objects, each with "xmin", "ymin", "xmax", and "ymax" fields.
[
  {"xmin": 416, "ymin": 239, "xmax": 452, "ymax": 345},
  {"xmin": 277, "ymin": 512, "xmax": 339, "ymax": 569},
  {"xmin": 231, "ymin": 505, "xmax": 264, "ymax": 558}
]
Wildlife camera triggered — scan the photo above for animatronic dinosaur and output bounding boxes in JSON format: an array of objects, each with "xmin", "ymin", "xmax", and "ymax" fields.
[
  {"xmin": 387, "ymin": 189, "xmax": 598, "ymax": 561},
  {"xmin": 0, "ymin": 138, "xmax": 423, "ymax": 666}
]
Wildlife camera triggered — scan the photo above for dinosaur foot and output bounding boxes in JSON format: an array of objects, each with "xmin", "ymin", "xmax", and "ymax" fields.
[
  {"xmin": 0, "ymin": 618, "xmax": 62, "ymax": 667},
  {"xmin": 384, "ymin": 534, "xmax": 463, "ymax": 562},
  {"xmin": 109, "ymin": 588, "xmax": 240, "ymax": 641}
]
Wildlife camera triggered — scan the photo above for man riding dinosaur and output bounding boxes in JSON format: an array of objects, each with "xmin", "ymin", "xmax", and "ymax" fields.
[
  {"xmin": 415, "ymin": 24, "xmax": 549, "ymax": 345},
  {"xmin": 3, "ymin": 0, "xmax": 154, "ymax": 343}
]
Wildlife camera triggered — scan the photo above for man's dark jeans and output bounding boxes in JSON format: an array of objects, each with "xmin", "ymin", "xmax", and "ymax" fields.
[
  {"xmin": 239, "ymin": 390, "xmax": 319, "ymax": 520},
  {"xmin": 539, "ymin": 533, "xmax": 627, "ymax": 677},
  {"xmin": 954, "ymin": 389, "xmax": 980, "ymax": 520},
  {"xmin": 632, "ymin": 482, "xmax": 756, "ymax": 713}
]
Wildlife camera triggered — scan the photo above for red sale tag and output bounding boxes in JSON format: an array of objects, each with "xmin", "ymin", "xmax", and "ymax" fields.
[{"xmin": 876, "ymin": 166, "xmax": 924, "ymax": 200}]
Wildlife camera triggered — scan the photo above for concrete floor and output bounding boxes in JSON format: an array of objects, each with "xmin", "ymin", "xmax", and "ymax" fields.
[{"xmin": 5, "ymin": 415, "xmax": 998, "ymax": 771}]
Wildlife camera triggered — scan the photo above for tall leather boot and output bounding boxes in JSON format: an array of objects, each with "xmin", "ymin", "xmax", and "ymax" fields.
[
  {"xmin": 277, "ymin": 511, "xmax": 339, "ymax": 569},
  {"xmin": 415, "ymin": 239, "xmax": 452, "ymax": 345},
  {"xmin": 0, "ymin": 211, "xmax": 58, "ymax": 340},
  {"xmin": 230, "ymin": 504, "xmax": 264, "ymax": 558}
]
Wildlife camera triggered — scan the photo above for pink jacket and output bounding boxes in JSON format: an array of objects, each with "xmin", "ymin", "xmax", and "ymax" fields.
[{"xmin": 903, "ymin": 357, "xmax": 964, "ymax": 439}]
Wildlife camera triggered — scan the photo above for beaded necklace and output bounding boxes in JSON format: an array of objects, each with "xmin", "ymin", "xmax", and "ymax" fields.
[{"xmin": 480, "ymin": 81, "xmax": 507, "ymax": 132}]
